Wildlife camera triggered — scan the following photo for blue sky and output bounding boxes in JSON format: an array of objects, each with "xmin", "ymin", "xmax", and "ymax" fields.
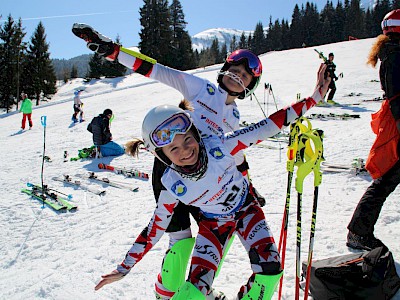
[{"xmin": 1, "ymin": 0, "xmax": 373, "ymax": 59}]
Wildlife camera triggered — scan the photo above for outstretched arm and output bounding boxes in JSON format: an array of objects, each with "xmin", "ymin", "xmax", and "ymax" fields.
[
  {"xmin": 224, "ymin": 64, "xmax": 330, "ymax": 155},
  {"xmin": 72, "ymin": 23, "xmax": 205, "ymax": 100},
  {"xmin": 94, "ymin": 192, "xmax": 179, "ymax": 290}
]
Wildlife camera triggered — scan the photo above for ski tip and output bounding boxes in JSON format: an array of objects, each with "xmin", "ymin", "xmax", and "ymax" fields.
[
  {"xmin": 98, "ymin": 163, "xmax": 105, "ymax": 169},
  {"xmin": 132, "ymin": 188, "xmax": 139, "ymax": 192}
]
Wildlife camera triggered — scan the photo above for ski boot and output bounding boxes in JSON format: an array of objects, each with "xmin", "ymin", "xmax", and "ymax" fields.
[
  {"xmin": 171, "ymin": 282, "xmax": 227, "ymax": 300},
  {"xmin": 238, "ymin": 272, "xmax": 283, "ymax": 300},
  {"xmin": 72, "ymin": 23, "xmax": 120, "ymax": 61}
]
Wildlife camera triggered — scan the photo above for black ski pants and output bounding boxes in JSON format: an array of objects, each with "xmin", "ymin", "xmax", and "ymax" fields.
[
  {"xmin": 327, "ymin": 80, "xmax": 336, "ymax": 101},
  {"xmin": 347, "ymin": 159, "xmax": 400, "ymax": 236}
]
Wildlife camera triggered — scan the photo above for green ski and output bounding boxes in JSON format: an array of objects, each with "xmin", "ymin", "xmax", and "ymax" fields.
[
  {"xmin": 26, "ymin": 183, "xmax": 78, "ymax": 211},
  {"xmin": 21, "ymin": 188, "xmax": 67, "ymax": 212}
]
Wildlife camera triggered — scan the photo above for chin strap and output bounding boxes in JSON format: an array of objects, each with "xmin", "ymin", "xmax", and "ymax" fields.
[{"xmin": 218, "ymin": 70, "xmax": 251, "ymax": 98}]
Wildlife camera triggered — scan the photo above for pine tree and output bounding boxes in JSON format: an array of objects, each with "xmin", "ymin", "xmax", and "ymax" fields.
[
  {"xmin": 345, "ymin": 0, "xmax": 365, "ymax": 39},
  {"xmin": 0, "ymin": 15, "xmax": 26, "ymax": 111},
  {"xmin": 288, "ymin": 5, "xmax": 303, "ymax": 49},
  {"xmin": 23, "ymin": 22, "xmax": 57, "ymax": 105},
  {"xmin": 252, "ymin": 22, "xmax": 266, "ymax": 55},
  {"xmin": 320, "ymin": 1, "xmax": 336, "ymax": 44},
  {"xmin": 70, "ymin": 65, "xmax": 78, "ymax": 79},
  {"xmin": 219, "ymin": 43, "xmax": 227, "ymax": 63},
  {"xmin": 169, "ymin": 0, "xmax": 195, "ymax": 70},
  {"xmin": 139, "ymin": 0, "xmax": 174, "ymax": 66},
  {"xmin": 87, "ymin": 53, "xmax": 103, "ymax": 79},
  {"xmin": 333, "ymin": 1, "xmax": 346, "ymax": 42},
  {"xmin": 392, "ymin": 0, "xmax": 400, "ymax": 9},
  {"xmin": 238, "ymin": 32, "xmax": 248, "ymax": 49},
  {"xmin": 302, "ymin": 2, "xmax": 321, "ymax": 46},
  {"xmin": 209, "ymin": 38, "xmax": 220, "ymax": 64},
  {"xmin": 229, "ymin": 35, "xmax": 237, "ymax": 52}
]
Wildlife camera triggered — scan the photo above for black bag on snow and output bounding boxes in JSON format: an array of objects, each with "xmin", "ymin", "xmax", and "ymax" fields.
[{"xmin": 301, "ymin": 246, "xmax": 400, "ymax": 300}]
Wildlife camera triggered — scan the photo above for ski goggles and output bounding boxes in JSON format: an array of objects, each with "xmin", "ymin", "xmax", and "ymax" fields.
[
  {"xmin": 382, "ymin": 19, "xmax": 400, "ymax": 29},
  {"xmin": 227, "ymin": 50, "xmax": 262, "ymax": 77},
  {"xmin": 151, "ymin": 113, "xmax": 192, "ymax": 147}
]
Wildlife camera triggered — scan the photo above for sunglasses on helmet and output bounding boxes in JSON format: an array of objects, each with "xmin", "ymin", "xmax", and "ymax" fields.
[
  {"xmin": 151, "ymin": 113, "xmax": 192, "ymax": 148},
  {"xmin": 226, "ymin": 50, "xmax": 262, "ymax": 77}
]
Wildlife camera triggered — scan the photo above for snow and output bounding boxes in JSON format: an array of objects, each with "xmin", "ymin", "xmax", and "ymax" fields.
[{"xmin": 1, "ymin": 37, "xmax": 399, "ymax": 300}]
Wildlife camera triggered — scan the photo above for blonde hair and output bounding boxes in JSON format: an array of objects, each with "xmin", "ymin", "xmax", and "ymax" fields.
[
  {"xmin": 367, "ymin": 34, "xmax": 390, "ymax": 67},
  {"xmin": 125, "ymin": 139, "xmax": 144, "ymax": 157}
]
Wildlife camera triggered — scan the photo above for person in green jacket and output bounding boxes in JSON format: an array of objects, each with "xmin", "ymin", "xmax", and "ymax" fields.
[{"xmin": 20, "ymin": 93, "xmax": 33, "ymax": 130}]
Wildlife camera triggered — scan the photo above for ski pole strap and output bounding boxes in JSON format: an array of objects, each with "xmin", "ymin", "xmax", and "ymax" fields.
[
  {"xmin": 287, "ymin": 117, "xmax": 313, "ymax": 172},
  {"xmin": 295, "ymin": 128, "xmax": 324, "ymax": 193}
]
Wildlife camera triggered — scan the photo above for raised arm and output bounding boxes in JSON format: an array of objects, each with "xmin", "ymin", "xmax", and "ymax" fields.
[
  {"xmin": 72, "ymin": 23, "xmax": 205, "ymax": 100},
  {"xmin": 224, "ymin": 64, "xmax": 330, "ymax": 155}
]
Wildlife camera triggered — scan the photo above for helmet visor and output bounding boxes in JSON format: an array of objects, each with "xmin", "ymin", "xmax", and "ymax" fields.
[
  {"xmin": 151, "ymin": 113, "xmax": 192, "ymax": 148},
  {"xmin": 226, "ymin": 50, "xmax": 262, "ymax": 77}
]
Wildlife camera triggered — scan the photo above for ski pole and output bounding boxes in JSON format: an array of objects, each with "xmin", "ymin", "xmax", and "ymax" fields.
[
  {"xmin": 292, "ymin": 126, "xmax": 324, "ymax": 300},
  {"xmin": 290, "ymin": 119, "xmax": 321, "ymax": 300},
  {"xmin": 278, "ymin": 117, "xmax": 312, "ymax": 300},
  {"xmin": 40, "ymin": 116, "xmax": 47, "ymax": 208},
  {"xmin": 294, "ymin": 136, "xmax": 314, "ymax": 300},
  {"xmin": 277, "ymin": 123, "xmax": 298, "ymax": 300},
  {"xmin": 252, "ymin": 93, "xmax": 267, "ymax": 118},
  {"xmin": 303, "ymin": 130, "xmax": 324, "ymax": 300}
]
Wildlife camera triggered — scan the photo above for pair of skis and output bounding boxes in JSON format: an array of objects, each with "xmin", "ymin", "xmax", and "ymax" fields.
[
  {"xmin": 98, "ymin": 163, "xmax": 149, "ymax": 180},
  {"xmin": 321, "ymin": 158, "xmax": 368, "ymax": 175},
  {"xmin": 308, "ymin": 113, "xmax": 360, "ymax": 120},
  {"xmin": 75, "ymin": 172, "xmax": 139, "ymax": 192},
  {"xmin": 278, "ymin": 117, "xmax": 324, "ymax": 300},
  {"xmin": 52, "ymin": 175, "xmax": 106, "ymax": 195},
  {"xmin": 22, "ymin": 183, "xmax": 78, "ymax": 212}
]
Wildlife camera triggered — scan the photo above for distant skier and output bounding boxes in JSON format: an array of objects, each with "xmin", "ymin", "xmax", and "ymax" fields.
[
  {"xmin": 20, "ymin": 93, "xmax": 33, "ymax": 130},
  {"xmin": 72, "ymin": 90, "xmax": 84, "ymax": 123},
  {"xmin": 324, "ymin": 52, "xmax": 339, "ymax": 104}
]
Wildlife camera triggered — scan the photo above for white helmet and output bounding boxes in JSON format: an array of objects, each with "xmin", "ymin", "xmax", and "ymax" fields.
[
  {"xmin": 142, "ymin": 105, "xmax": 194, "ymax": 153},
  {"xmin": 142, "ymin": 105, "xmax": 208, "ymax": 179}
]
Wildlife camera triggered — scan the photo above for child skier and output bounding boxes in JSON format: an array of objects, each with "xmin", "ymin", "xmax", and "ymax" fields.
[
  {"xmin": 72, "ymin": 90, "xmax": 84, "ymax": 123},
  {"xmin": 92, "ymin": 63, "xmax": 330, "ymax": 299},
  {"xmin": 72, "ymin": 23, "xmax": 269, "ymax": 299}
]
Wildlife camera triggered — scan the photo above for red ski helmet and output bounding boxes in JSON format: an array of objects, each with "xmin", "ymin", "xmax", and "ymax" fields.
[
  {"xmin": 381, "ymin": 9, "xmax": 400, "ymax": 35},
  {"xmin": 217, "ymin": 49, "xmax": 262, "ymax": 99}
]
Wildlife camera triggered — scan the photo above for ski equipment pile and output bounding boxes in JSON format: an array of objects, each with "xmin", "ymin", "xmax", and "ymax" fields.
[
  {"xmin": 52, "ymin": 175, "xmax": 106, "ymax": 195},
  {"xmin": 98, "ymin": 163, "xmax": 149, "ymax": 180},
  {"xmin": 22, "ymin": 183, "xmax": 77, "ymax": 211}
]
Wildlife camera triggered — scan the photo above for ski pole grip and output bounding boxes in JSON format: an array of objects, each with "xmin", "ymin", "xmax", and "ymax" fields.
[{"xmin": 41, "ymin": 116, "xmax": 47, "ymax": 127}]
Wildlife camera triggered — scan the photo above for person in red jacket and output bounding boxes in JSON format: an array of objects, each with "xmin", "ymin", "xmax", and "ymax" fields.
[{"xmin": 347, "ymin": 9, "xmax": 400, "ymax": 251}]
